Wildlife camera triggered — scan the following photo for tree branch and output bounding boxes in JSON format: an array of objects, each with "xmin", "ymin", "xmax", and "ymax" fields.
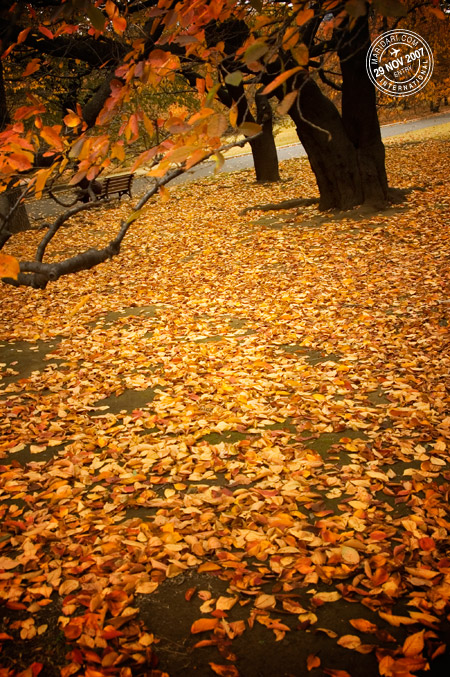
[{"xmin": 4, "ymin": 133, "xmax": 262, "ymax": 289}]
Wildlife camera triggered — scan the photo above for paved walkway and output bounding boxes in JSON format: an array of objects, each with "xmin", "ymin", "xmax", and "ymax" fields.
[{"xmin": 28, "ymin": 110, "xmax": 450, "ymax": 222}]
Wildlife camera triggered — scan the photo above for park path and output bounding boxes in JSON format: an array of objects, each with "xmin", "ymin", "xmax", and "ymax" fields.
[
  {"xmin": 27, "ymin": 110, "xmax": 450, "ymax": 222},
  {"xmin": 167, "ymin": 109, "xmax": 450, "ymax": 185}
]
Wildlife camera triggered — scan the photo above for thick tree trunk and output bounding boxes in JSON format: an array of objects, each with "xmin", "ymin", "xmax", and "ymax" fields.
[
  {"xmin": 288, "ymin": 77, "xmax": 363, "ymax": 210},
  {"xmin": 250, "ymin": 92, "xmax": 280, "ymax": 182},
  {"xmin": 337, "ymin": 15, "xmax": 388, "ymax": 207}
]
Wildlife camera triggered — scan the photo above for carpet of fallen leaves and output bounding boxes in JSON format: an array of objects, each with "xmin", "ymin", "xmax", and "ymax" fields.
[{"xmin": 0, "ymin": 127, "xmax": 449, "ymax": 677}]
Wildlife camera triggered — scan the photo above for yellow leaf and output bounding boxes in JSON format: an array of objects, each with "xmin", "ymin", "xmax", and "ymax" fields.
[
  {"xmin": 378, "ymin": 611, "xmax": 418, "ymax": 627},
  {"xmin": 337, "ymin": 634, "xmax": 362, "ymax": 649},
  {"xmin": 313, "ymin": 591, "xmax": 341, "ymax": 603},
  {"xmin": 68, "ymin": 294, "xmax": 90, "ymax": 316},
  {"xmin": 254, "ymin": 594, "xmax": 276, "ymax": 609},
  {"xmin": 159, "ymin": 185, "xmax": 170, "ymax": 203},
  {"xmin": 402, "ymin": 630, "xmax": 425, "ymax": 657},
  {"xmin": 216, "ymin": 596, "xmax": 238, "ymax": 611},
  {"xmin": 136, "ymin": 581, "xmax": 159, "ymax": 594}
]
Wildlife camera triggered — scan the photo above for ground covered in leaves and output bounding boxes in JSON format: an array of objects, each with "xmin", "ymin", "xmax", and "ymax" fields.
[{"xmin": 0, "ymin": 126, "xmax": 449, "ymax": 677}]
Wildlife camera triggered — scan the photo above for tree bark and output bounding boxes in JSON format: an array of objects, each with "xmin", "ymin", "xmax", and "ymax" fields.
[
  {"xmin": 337, "ymin": 15, "xmax": 388, "ymax": 207},
  {"xmin": 0, "ymin": 61, "xmax": 30, "ymax": 245},
  {"xmin": 226, "ymin": 82, "xmax": 280, "ymax": 182},
  {"xmin": 287, "ymin": 76, "xmax": 364, "ymax": 210},
  {"xmin": 250, "ymin": 91, "xmax": 280, "ymax": 182},
  {"xmin": 0, "ymin": 61, "xmax": 10, "ymax": 131},
  {"xmin": 0, "ymin": 186, "xmax": 31, "ymax": 249}
]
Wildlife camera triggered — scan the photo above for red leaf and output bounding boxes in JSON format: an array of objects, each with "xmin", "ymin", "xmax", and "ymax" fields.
[{"xmin": 38, "ymin": 26, "xmax": 54, "ymax": 39}]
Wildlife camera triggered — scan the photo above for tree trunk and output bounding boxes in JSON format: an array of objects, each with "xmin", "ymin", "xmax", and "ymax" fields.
[
  {"xmin": 226, "ymin": 82, "xmax": 280, "ymax": 183},
  {"xmin": 250, "ymin": 91, "xmax": 280, "ymax": 182},
  {"xmin": 0, "ymin": 187, "xmax": 31, "ymax": 249},
  {"xmin": 337, "ymin": 15, "xmax": 388, "ymax": 208},
  {"xmin": 0, "ymin": 64, "xmax": 30, "ymax": 247},
  {"xmin": 0, "ymin": 61, "xmax": 10, "ymax": 131},
  {"xmin": 287, "ymin": 77, "xmax": 364, "ymax": 210}
]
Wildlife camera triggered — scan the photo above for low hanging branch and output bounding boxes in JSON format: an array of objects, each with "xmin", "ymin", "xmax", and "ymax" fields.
[{"xmin": 4, "ymin": 133, "xmax": 261, "ymax": 290}]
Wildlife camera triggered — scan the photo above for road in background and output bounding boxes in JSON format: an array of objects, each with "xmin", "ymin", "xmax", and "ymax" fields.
[
  {"xmin": 28, "ymin": 110, "xmax": 450, "ymax": 221},
  {"xmin": 168, "ymin": 110, "xmax": 450, "ymax": 184}
]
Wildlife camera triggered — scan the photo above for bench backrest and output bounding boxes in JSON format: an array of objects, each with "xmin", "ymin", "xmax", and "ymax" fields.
[{"xmin": 100, "ymin": 174, "xmax": 133, "ymax": 198}]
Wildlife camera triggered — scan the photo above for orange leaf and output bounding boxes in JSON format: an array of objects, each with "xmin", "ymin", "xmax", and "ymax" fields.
[
  {"xmin": 23, "ymin": 59, "xmax": 41, "ymax": 77},
  {"xmin": 349, "ymin": 618, "xmax": 378, "ymax": 633},
  {"xmin": 402, "ymin": 630, "xmax": 425, "ymax": 657},
  {"xmin": 307, "ymin": 654, "xmax": 320, "ymax": 671},
  {"xmin": 209, "ymin": 664, "xmax": 240, "ymax": 677},
  {"xmin": 112, "ymin": 16, "xmax": 126, "ymax": 34},
  {"xmin": 378, "ymin": 656, "xmax": 395, "ymax": 676},
  {"xmin": 185, "ymin": 587, "xmax": 196, "ymax": 601},
  {"xmin": 198, "ymin": 562, "xmax": 221, "ymax": 572},
  {"xmin": 17, "ymin": 27, "xmax": 31, "ymax": 44},
  {"xmin": 323, "ymin": 670, "xmax": 352, "ymax": 677},
  {"xmin": 8, "ymin": 152, "xmax": 34, "ymax": 171},
  {"xmin": 262, "ymin": 67, "xmax": 303, "ymax": 95},
  {"xmin": 229, "ymin": 103, "xmax": 238, "ymax": 128},
  {"xmin": 254, "ymin": 594, "xmax": 276, "ymax": 609},
  {"xmin": 64, "ymin": 111, "xmax": 81, "ymax": 128},
  {"xmin": 296, "ymin": 8, "xmax": 315, "ymax": 25},
  {"xmin": 0, "ymin": 254, "xmax": 20, "ymax": 280},
  {"xmin": 40, "ymin": 125, "xmax": 64, "ymax": 151},
  {"xmin": 191, "ymin": 618, "xmax": 219, "ymax": 634},
  {"xmin": 0, "ymin": 632, "xmax": 14, "ymax": 640}
]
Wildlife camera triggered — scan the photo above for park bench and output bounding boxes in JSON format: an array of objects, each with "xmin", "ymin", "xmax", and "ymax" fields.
[
  {"xmin": 97, "ymin": 173, "xmax": 134, "ymax": 200},
  {"xmin": 74, "ymin": 173, "xmax": 134, "ymax": 203}
]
